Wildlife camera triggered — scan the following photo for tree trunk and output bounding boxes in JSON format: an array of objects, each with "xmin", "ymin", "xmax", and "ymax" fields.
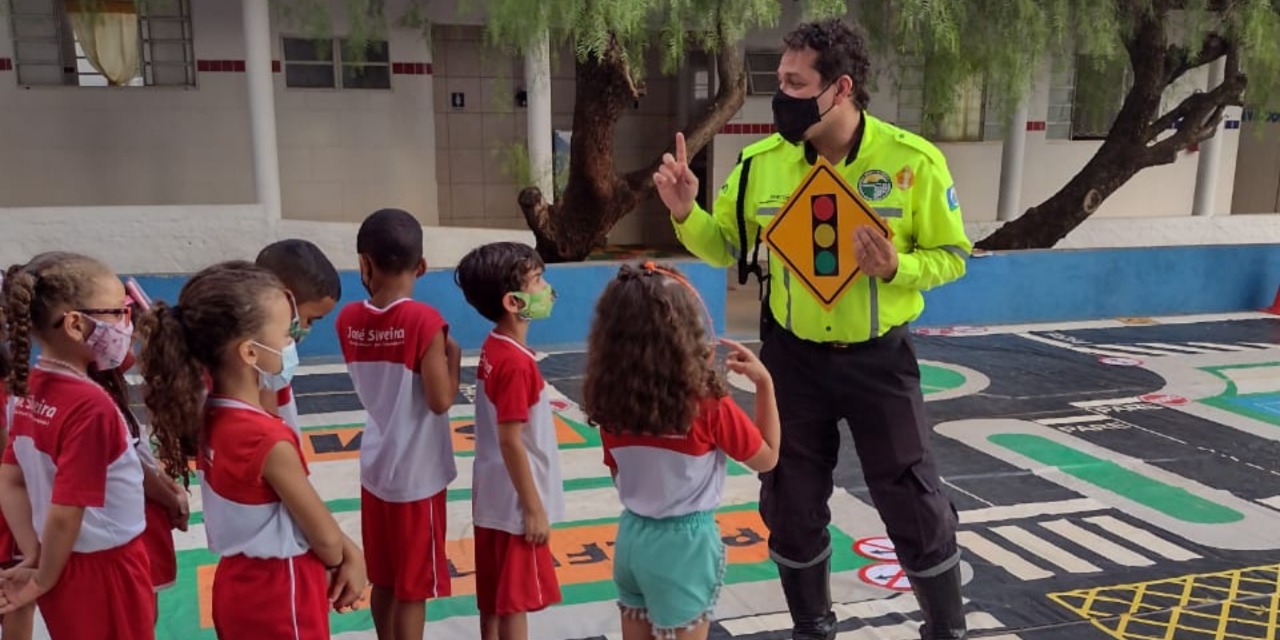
[
  {"xmin": 975, "ymin": 9, "xmax": 1245, "ymax": 251},
  {"xmin": 519, "ymin": 35, "xmax": 748, "ymax": 262}
]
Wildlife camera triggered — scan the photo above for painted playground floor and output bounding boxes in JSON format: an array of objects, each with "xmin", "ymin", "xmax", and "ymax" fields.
[{"xmin": 107, "ymin": 312, "xmax": 1280, "ymax": 640}]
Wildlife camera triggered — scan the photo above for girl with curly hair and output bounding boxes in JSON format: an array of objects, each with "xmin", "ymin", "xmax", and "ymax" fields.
[
  {"xmin": 0, "ymin": 252, "xmax": 154, "ymax": 639},
  {"xmin": 138, "ymin": 261, "xmax": 366, "ymax": 639},
  {"xmin": 583, "ymin": 262, "xmax": 781, "ymax": 640}
]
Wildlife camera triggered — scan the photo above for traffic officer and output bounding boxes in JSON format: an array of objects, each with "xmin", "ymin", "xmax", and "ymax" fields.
[{"xmin": 654, "ymin": 18, "xmax": 972, "ymax": 640}]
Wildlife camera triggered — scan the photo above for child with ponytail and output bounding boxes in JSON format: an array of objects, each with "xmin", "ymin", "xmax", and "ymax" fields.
[
  {"xmin": 0, "ymin": 271, "xmax": 35, "ymax": 640},
  {"xmin": 0, "ymin": 253, "xmax": 154, "ymax": 639},
  {"xmin": 138, "ymin": 260, "xmax": 366, "ymax": 639}
]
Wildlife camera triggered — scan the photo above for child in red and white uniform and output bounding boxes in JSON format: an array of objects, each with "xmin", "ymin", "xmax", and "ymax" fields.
[
  {"xmin": 337, "ymin": 209, "xmax": 461, "ymax": 640},
  {"xmin": 0, "ymin": 252, "xmax": 154, "ymax": 640},
  {"xmin": 0, "ymin": 336, "xmax": 35, "ymax": 640},
  {"xmin": 456, "ymin": 242, "xmax": 565, "ymax": 639},
  {"xmin": 583, "ymin": 263, "xmax": 781, "ymax": 640},
  {"xmin": 138, "ymin": 261, "xmax": 367, "ymax": 639},
  {"xmin": 255, "ymin": 239, "xmax": 342, "ymax": 435}
]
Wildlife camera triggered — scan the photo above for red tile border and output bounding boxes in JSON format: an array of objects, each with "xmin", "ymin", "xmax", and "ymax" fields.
[
  {"xmin": 197, "ymin": 60, "xmax": 255, "ymax": 73},
  {"xmin": 0, "ymin": 58, "xmax": 13, "ymax": 72},
  {"xmin": 392, "ymin": 62, "xmax": 433, "ymax": 75},
  {"xmin": 272, "ymin": 60, "xmax": 281, "ymax": 73},
  {"xmin": 720, "ymin": 123, "xmax": 777, "ymax": 135},
  {"xmin": 1025, "ymin": 121, "xmax": 1047, "ymax": 132}
]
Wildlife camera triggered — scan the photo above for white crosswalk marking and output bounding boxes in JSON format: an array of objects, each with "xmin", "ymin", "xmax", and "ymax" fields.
[
  {"xmin": 1038, "ymin": 519, "xmax": 1154, "ymax": 567},
  {"xmin": 1136, "ymin": 342, "xmax": 1219, "ymax": 354},
  {"xmin": 1082, "ymin": 516, "xmax": 1200, "ymax": 561},
  {"xmin": 1093, "ymin": 344, "xmax": 1180, "ymax": 356},
  {"xmin": 989, "ymin": 526, "xmax": 1101, "ymax": 573},
  {"xmin": 956, "ymin": 531, "xmax": 1053, "ymax": 581},
  {"xmin": 1036, "ymin": 415, "xmax": 1108, "ymax": 426},
  {"xmin": 1186, "ymin": 342, "xmax": 1253, "ymax": 351}
]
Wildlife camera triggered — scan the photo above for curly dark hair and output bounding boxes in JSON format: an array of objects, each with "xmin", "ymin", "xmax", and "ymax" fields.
[
  {"xmin": 783, "ymin": 18, "xmax": 872, "ymax": 110},
  {"xmin": 583, "ymin": 263, "xmax": 726, "ymax": 437},
  {"xmin": 3, "ymin": 253, "xmax": 116, "ymax": 396},
  {"xmin": 454, "ymin": 242, "xmax": 544, "ymax": 322},
  {"xmin": 139, "ymin": 261, "xmax": 286, "ymax": 484}
]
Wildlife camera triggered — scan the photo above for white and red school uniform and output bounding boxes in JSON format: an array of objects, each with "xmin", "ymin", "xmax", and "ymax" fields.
[
  {"xmin": 472, "ymin": 333, "xmax": 565, "ymax": 615},
  {"xmin": 200, "ymin": 397, "xmax": 329, "ymax": 639},
  {"xmin": 0, "ymin": 388, "xmax": 16, "ymax": 566},
  {"xmin": 275, "ymin": 385, "xmax": 301, "ymax": 436},
  {"xmin": 336, "ymin": 298, "xmax": 456, "ymax": 600},
  {"xmin": 117, "ymin": 350, "xmax": 179, "ymax": 590},
  {"xmin": 133, "ymin": 422, "xmax": 178, "ymax": 591},
  {"xmin": 3, "ymin": 366, "xmax": 154, "ymax": 640},
  {"xmin": 601, "ymin": 395, "xmax": 763, "ymax": 517}
]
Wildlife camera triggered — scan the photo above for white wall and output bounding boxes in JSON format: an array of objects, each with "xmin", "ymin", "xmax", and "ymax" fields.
[{"xmin": 0, "ymin": 0, "xmax": 440, "ymax": 225}]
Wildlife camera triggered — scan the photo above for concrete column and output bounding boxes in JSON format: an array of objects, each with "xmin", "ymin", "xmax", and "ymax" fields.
[
  {"xmin": 243, "ymin": 0, "xmax": 282, "ymax": 221},
  {"xmin": 996, "ymin": 103, "xmax": 1029, "ymax": 222},
  {"xmin": 1192, "ymin": 56, "xmax": 1227, "ymax": 217},
  {"xmin": 525, "ymin": 30, "xmax": 554, "ymax": 201}
]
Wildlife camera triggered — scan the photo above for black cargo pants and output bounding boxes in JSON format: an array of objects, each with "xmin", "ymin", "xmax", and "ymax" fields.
[{"xmin": 757, "ymin": 320, "xmax": 960, "ymax": 575}]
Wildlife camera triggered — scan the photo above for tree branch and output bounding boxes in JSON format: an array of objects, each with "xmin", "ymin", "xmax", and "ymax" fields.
[
  {"xmin": 1166, "ymin": 33, "xmax": 1229, "ymax": 84},
  {"xmin": 1144, "ymin": 46, "xmax": 1245, "ymax": 162},
  {"xmin": 623, "ymin": 37, "xmax": 748, "ymax": 193}
]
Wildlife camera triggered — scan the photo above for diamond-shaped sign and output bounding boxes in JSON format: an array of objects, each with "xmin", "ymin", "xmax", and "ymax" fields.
[{"xmin": 763, "ymin": 156, "xmax": 892, "ymax": 309}]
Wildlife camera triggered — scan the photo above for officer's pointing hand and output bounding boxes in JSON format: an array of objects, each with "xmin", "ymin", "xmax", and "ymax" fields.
[
  {"xmin": 854, "ymin": 226, "xmax": 899, "ymax": 281},
  {"xmin": 654, "ymin": 132, "xmax": 699, "ymax": 223}
]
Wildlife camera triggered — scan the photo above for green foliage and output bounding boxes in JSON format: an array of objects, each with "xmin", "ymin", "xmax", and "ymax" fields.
[
  {"xmin": 476, "ymin": 0, "xmax": 845, "ymax": 83},
  {"xmin": 861, "ymin": 0, "xmax": 1280, "ymax": 134},
  {"xmin": 494, "ymin": 140, "xmax": 534, "ymax": 189}
]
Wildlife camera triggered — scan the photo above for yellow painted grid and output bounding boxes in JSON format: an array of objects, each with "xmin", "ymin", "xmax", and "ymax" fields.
[{"xmin": 1048, "ymin": 563, "xmax": 1280, "ymax": 640}]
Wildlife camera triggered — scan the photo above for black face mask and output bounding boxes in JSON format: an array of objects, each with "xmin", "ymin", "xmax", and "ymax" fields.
[{"xmin": 772, "ymin": 83, "xmax": 835, "ymax": 144}]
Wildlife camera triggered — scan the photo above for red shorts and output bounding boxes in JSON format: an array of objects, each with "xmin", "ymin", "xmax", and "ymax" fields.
[
  {"xmin": 38, "ymin": 536, "xmax": 155, "ymax": 640},
  {"xmin": 361, "ymin": 488, "xmax": 449, "ymax": 601},
  {"xmin": 142, "ymin": 499, "xmax": 177, "ymax": 590},
  {"xmin": 474, "ymin": 527, "xmax": 562, "ymax": 616},
  {"xmin": 212, "ymin": 552, "xmax": 329, "ymax": 640}
]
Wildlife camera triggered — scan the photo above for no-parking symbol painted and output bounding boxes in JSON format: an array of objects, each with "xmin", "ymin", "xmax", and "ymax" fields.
[
  {"xmin": 1099, "ymin": 356, "xmax": 1144, "ymax": 367},
  {"xmin": 1139, "ymin": 393, "xmax": 1190, "ymax": 406},
  {"xmin": 853, "ymin": 536, "xmax": 898, "ymax": 562},
  {"xmin": 858, "ymin": 563, "xmax": 913, "ymax": 592}
]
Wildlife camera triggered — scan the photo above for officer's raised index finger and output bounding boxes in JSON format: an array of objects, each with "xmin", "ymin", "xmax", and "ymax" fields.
[{"xmin": 676, "ymin": 132, "xmax": 687, "ymax": 165}]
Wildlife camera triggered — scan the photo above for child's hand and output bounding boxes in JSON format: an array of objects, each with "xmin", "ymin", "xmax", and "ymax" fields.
[
  {"xmin": 524, "ymin": 509, "xmax": 550, "ymax": 546},
  {"xmin": 0, "ymin": 567, "xmax": 42, "ymax": 614},
  {"xmin": 720, "ymin": 338, "xmax": 772, "ymax": 386},
  {"xmin": 168, "ymin": 482, "xmax": 190, "ymax": 532},
  {"xmin": 328, "ymin": 547, "xmax": 368, "ymax": 612}
]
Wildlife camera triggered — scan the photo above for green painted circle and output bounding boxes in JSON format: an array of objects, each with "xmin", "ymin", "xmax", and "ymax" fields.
[
  {"xmin": 921, "ymin": 364, "xmax": 967, "ymax": 396},
  {"xmin": 815, "ymin": 250, "xmax": 837, "ymax": 274}
]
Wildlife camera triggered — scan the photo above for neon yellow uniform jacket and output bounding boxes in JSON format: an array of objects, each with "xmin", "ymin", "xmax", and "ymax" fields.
[{"xmin": 673, "ymin": 113, "xmax": 973, "ymax": 344}]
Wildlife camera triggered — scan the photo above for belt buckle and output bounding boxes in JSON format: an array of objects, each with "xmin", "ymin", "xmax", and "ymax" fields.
[{"xmin": 828, "ymin": 341, "xmax": 852, "ymax": 349}]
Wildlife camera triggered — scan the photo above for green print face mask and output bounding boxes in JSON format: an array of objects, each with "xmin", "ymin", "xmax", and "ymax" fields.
[{"xmin": 512, "ymin": 286, "xmax": 556, "ymax": 321}]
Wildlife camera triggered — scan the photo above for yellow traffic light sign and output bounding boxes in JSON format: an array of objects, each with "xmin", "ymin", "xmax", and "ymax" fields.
[{"xmin": 763, "ymin": 156, "xmax": 893, "ymax": 309}]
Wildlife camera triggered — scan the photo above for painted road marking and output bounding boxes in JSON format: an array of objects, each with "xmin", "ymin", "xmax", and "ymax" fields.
[
  {"xmin": 989, "ymin": 525, "xmax": 1101, "ymax": 573},
  {"xmin": 720, "ymin": 598, "xmax": 1019, "ymax": 639},
  {"xmin": 858, "ymin": 563, "xmax": 912, "ymax": 591},
  {"xmin": 1038, "ymin": 519, "xmax": 1154, "ymax": 567},
  {"xmin": 1187, "ymin": 342, "xmax": 1254, "ymax": 351},
  {"xmin": 1036, "ymin": 415, "xmax": 1112, "ymax": 426},
  {"xmin": 1095, "ymin": 344, "xmax": 1181, "ymax": 356},
  {"xmin": 1260, "ymin": 496, "xmax": 1280, "ymax": 511},
  {"xmin": 956, "ymin": 530, "xmax": 1053, "ymax": 581},
  {"xmin": 1218, "ymin": 365, "xmax": 1280, "ymax": 395},
  {"xmin": 1137, "ymin": 342, "xmax": 1220, "ymax": 354},
  {"xmin": 936, "ymin": 419, "xmax": 1280, "ymax": 551},
  {"xmin": 957, "ymin": 499, "xmax": 1106, "ymax": 524},
  {"xmin": 1082, "ymin": 515, "xmax": 1200, "ymax": 561}
]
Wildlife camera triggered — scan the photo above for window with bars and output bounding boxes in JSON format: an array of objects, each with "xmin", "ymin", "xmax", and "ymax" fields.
[
  {"xmin": 8, "ymin": 0, "xmax": 194, "ymax": 87},
  {"xmin": 745, "ymin": 51, "xmax": 781, "ymax": 96},
  {"xmin": 282, "ymin": 37, "xmax": 391, "ymax": 90},
  {"xmin": 895, "ymin": 58, "xmax": 992, "ymax": 142},
  {"xmin": 1069, "ymin": 55, "xmax": 1132, "ymax": 140}
]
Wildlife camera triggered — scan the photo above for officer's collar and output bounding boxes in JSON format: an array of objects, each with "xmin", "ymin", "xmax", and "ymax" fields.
[{"xmin": 803, "ymin": 112, "xmax": 867, "ymax": 166}]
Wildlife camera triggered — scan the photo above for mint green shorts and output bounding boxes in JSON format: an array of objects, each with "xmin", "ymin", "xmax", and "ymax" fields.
[{"xmin": 613, "ymin": 509, "xmax": 726, "ymax": 636}]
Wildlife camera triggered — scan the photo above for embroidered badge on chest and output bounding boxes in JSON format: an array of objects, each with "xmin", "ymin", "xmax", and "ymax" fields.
[{"xmin": 857, "ymin": 169, "xmax": 893, "ymax": 201}]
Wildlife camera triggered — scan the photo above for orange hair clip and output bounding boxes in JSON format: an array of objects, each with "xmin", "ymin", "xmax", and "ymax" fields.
[{"xmin": 639, "ymin": 261, "xmax": 718, "ymax": 357}]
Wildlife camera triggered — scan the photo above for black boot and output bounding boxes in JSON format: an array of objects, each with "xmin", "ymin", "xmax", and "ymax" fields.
[
  {"xmin": 776, "ymin": 555, "xmax": 838, "ymax": 640},
  {"xmin": 908, "ymin": 563, "xmax": 967, "ymax": 639}
]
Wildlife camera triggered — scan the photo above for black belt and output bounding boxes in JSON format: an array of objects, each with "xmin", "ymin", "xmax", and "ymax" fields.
[{"xmin": 768, "ymin": 321, "xmax": 906, "ymax": 351}]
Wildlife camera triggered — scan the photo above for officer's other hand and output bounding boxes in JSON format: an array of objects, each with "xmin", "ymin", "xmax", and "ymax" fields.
[
  {"xmin": 854, "ymin": 226, "xmax": 899, "ymax": 281},
  {"xmin": 654, "ymin": 132, "xmax": 699, "ymax": 222},
  {"xmin": 720, "ymin": 338, "xmax": 772, "ymax": 387}
]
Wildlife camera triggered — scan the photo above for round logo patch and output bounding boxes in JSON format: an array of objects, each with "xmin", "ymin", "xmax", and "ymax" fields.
[{"xmin": 858, "ymin": 170, "xmax": 893, "ymax": 201}]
